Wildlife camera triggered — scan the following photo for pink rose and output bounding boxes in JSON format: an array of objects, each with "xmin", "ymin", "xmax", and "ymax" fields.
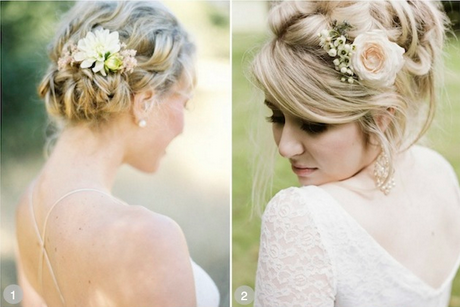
[{"xmin": 351, "ymin": 30, "xmax": 405, "ymax": 88}]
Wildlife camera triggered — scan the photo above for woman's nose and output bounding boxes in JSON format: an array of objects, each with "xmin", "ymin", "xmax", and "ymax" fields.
[{"xmin": 277, "ymin": 124, "xmax": 304, "ymax": 158}]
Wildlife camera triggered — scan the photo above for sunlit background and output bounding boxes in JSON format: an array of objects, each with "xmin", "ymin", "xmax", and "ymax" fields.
[
  {"xmin": 1, "ymin": 1, "xmax": 230, "ymax": 306},
  {"xmin": 232, "ymin": 2, "xmax": 460, "ymax": 307}
]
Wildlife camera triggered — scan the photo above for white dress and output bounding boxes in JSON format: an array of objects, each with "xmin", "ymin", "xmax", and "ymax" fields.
[
  {"xmin": 254, "ymin": 185, "xmax": 460, "ymax": 307},
  {"xmin": 192, "ymin": 260, "xmax": 220, "ymax": 307}
]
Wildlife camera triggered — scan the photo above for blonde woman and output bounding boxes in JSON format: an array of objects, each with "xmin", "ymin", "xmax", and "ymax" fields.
[
  {"xmin": 251, "ymin": 1, "xmax": 460, "ymax": 306},
  {"xmin": 15, "ymin": 2, "xmax": 219, "ymax": 306}
]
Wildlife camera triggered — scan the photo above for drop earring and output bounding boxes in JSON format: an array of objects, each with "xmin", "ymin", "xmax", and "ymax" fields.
[
  {"xmin": 373, "ymin": 147, "xmax": 395, "ymax": 195},
  {"xmin": 138, "ymin": 119, "xmax": 147, "ymax": 128}
]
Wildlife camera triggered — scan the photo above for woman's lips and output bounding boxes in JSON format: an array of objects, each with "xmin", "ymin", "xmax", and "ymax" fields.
[{"xmin": 291, "ymin": 165, "xmax": 318, "ymax": 177}]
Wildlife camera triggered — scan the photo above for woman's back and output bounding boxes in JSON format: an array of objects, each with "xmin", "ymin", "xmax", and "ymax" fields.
[
  {"xmin": 323, "ymin": 145, "xmax": 460, "ymax": 287},
  {"xmin": 255, "ymin": 146, "xmax": 460, "ymax": 306},
  {"xmin": 16, "ymin": 177, "xmax": 196, "ymax": 306}
]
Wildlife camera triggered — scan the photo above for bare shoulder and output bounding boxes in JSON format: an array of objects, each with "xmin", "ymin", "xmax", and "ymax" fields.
[
  {"xmin": 111, "ymin": 205, "xmax": 190, "ymax": 260},
  {"xmin": 411, "ymin": 145, "xmax": 458, "ymax": 183},
  {"xmin": 94, "ymin": 204, "xmax": 196, "ymax": 306},
  {"xmin": 407, "ymin": 145, "xmax": 459, "ymax": 198}
]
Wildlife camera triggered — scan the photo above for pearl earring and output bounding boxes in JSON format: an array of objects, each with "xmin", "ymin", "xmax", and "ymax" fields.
[{"xmin": 138, "ymin": 119, "xmax": 147, "ymax": 128}]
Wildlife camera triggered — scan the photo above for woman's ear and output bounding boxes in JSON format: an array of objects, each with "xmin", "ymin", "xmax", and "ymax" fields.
[
  {"xmin": 375, "ymin": 107, "xmax": 395, "ymax": 133},
  {"xmin": 132, "ymin": 90, "xmax": 155, "ymax": 124}
]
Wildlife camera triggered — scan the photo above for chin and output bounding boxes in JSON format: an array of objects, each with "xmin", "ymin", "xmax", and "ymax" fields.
[
  {"xmin": 297, "ymin": 176, "xmax": 330, "ymax": 187},
  {"xmin": 130, "ymin": 160, "xmax": 161, "ymax": 174}
]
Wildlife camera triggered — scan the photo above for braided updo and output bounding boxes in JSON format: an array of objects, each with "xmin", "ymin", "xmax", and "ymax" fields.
[
  {"xmin": 252, "ymin": 0, "xmax": 448, "ymax": 187},
  {"xmin": 39, "ymin": 1, "xmax": 195, "ymax": 126}
]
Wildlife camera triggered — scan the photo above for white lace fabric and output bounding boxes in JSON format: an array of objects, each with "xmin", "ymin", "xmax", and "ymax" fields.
[{"xmin": 254, "ymin": 186, "xmax": 460, "ymax": 307}]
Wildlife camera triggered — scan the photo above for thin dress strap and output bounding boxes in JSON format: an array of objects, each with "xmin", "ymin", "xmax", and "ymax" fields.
[{"xmin": 29, "ymin": 183, "xmax": 118, "ymax": 306}]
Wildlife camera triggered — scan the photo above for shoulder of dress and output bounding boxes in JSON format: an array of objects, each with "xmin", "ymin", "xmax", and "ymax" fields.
[{"xmin": 263, "ymin": 185, "xmax": 332, "ymax": 221}]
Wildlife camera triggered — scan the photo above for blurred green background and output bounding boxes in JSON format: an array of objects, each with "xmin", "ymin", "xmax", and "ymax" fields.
[
  {"xmin": 232, "ymin": 2, "xmax": 460, "ymax": 307},
  {"xmin": 1, "ymin": 1, "xmax": 230, "ymax": 306}
]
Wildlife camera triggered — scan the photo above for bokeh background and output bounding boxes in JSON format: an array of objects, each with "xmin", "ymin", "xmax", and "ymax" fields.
[
  {"xmin": 1, "ymin": 1, "xmax": 230, "ymax": 306},
  {"xmin": 232, "ymin": 2, "xmax": 460, "ymax": 307}
]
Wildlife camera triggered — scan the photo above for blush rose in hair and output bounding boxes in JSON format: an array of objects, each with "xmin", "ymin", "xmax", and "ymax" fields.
[{"xmin": 351, "ymin": 30, "xmax": 405, "ymax": 88}]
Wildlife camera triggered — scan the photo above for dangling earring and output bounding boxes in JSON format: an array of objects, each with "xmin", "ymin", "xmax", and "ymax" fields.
[
  {"xmin": 373, "ymin": 147, "xmax": 395, "ymax": 195},
  {"xmin": 138, "ymin": 119, "xmax": 147, "ymax": 128}
]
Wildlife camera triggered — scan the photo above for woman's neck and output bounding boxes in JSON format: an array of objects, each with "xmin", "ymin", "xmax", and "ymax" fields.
[{"xmin": 42, "ymin": 124, "xmax": 126, "ymax": 191}]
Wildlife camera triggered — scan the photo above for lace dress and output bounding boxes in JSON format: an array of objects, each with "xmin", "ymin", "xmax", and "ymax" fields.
[{"xmin": 254, "ymin": 186, "xmax": 460, "ymax": 307}]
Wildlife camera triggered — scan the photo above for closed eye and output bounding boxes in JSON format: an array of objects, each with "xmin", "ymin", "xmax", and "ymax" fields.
[
  {"xmin": 266, "ymin": 115, "xmax": 285, "ymax": 124},
  {"xmin": 300, "ymin": 121, "xmax": 328, "ymax": 134}
]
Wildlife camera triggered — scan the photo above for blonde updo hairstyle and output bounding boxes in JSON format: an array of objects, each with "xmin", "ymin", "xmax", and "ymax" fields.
[
  {"xmin": 251, "ymin": 0, "xmax": 448, "ymax": 199},
  {"xmin": 39, "ymin": 1, "xmax": 195, "ymax": 128}
]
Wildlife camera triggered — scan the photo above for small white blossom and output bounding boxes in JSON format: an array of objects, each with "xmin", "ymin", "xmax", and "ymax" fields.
[
  {"xmin": 318, "ymin": 22, "xmax": 358, "ymax": 83},
  {"xmin": 334, "ymin": 35, "xmax": 346, "ymax": 46},
  {"xmin": 328, "ymin": 48, "xmax": 337, "ymax": 57},
  {"xmin": 320, "ymin": 29, "xmax": 330, "ymax": 37}
]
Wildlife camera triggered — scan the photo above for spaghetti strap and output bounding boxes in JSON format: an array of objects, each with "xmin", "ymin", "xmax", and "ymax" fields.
[{"xmin": 29, "ymin": 183, "xmax": 120, "ymax": 306}]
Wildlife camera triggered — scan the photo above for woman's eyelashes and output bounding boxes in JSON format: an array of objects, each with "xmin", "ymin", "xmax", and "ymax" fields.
[
  {"xmin": 266, "ymin": 113, "xmax": 327, "ymax": 135},
  {"xmin": 266, "ymin": 114, "xmax": 285, "ymax": 124},
  {"xmin": 300, "ymin": 122, "xmax": 328, "ymax": 134}
]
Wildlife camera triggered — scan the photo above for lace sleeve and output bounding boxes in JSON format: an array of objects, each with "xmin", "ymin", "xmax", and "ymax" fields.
[{"xmin": 254, "ymin": 187, "xmax": 336, "ymax": 307}]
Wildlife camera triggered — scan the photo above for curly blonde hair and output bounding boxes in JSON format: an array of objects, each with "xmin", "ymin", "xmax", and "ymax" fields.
[
  {"xmin": 39, "ymin": 1, "xmax": 195, "ymax": 127},
  {"xmin": 251, "ymin": 0, "xmax": 449, "ymax": 205}
]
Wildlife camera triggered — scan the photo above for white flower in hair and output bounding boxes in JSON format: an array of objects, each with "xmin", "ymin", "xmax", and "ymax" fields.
[
  {"xmin": 318, "ymin": 22, "xmax": 405, "ymax": 87},
  {"xmin": 57, "ymin": 28, "xmax": 138, "ymax": 76},
  {"xmin": 351, "ymin": 30, "xmax": 405, "ymax": 88},
  {"xmin": 73, "ymin": 28, "xmax": 121, "ymax": 76}
]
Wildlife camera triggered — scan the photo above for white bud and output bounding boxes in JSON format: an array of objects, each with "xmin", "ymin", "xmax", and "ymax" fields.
[
  {"xmin": 321, "ymin": 29, "xmax": 329, "ymax": 37},
  {"xmin": 333, "ymin": 59, "xmax": 340, "ymax": 66},
  {"xmin": 328, "ymin": 48, "xmax": 337, "ymax": 57},
  {"xmin": 348, "ymin": 78, "xmax": 354, "ymax": 84},
  {"xmin": 341, "ymin": 77, "xmax": 346, "ymax": 82},
  {"xmin": 341, "ymin": 67, "xmax": 348, "ymax": 74}
]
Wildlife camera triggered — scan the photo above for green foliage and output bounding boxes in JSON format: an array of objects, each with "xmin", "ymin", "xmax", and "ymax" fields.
[
  {"xmin": 206, "ymin": 2, "xmax": 229, "ymax": 28},
  {"xmin": 2, "ymin": 2, "xmax": 74, "ymax": 161}
]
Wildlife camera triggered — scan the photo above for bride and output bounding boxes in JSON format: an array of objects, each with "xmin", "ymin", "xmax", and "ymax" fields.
[
  {"xmin": 251, "ymin": 1, "xmax": 460, "ymax": 306},
  {"xmin": 15, "ymin": 2, "xmax": 219, "ymax": 306}
]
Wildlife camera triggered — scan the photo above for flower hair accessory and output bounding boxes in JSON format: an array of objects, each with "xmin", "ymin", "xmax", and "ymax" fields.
[
  {"xmin": 318, "ymin": 21, "xmax": 405, "ymax": 88},
  {"xmin": 58, "ymin": 28, "xmax": 137, "ymax": 76}
]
